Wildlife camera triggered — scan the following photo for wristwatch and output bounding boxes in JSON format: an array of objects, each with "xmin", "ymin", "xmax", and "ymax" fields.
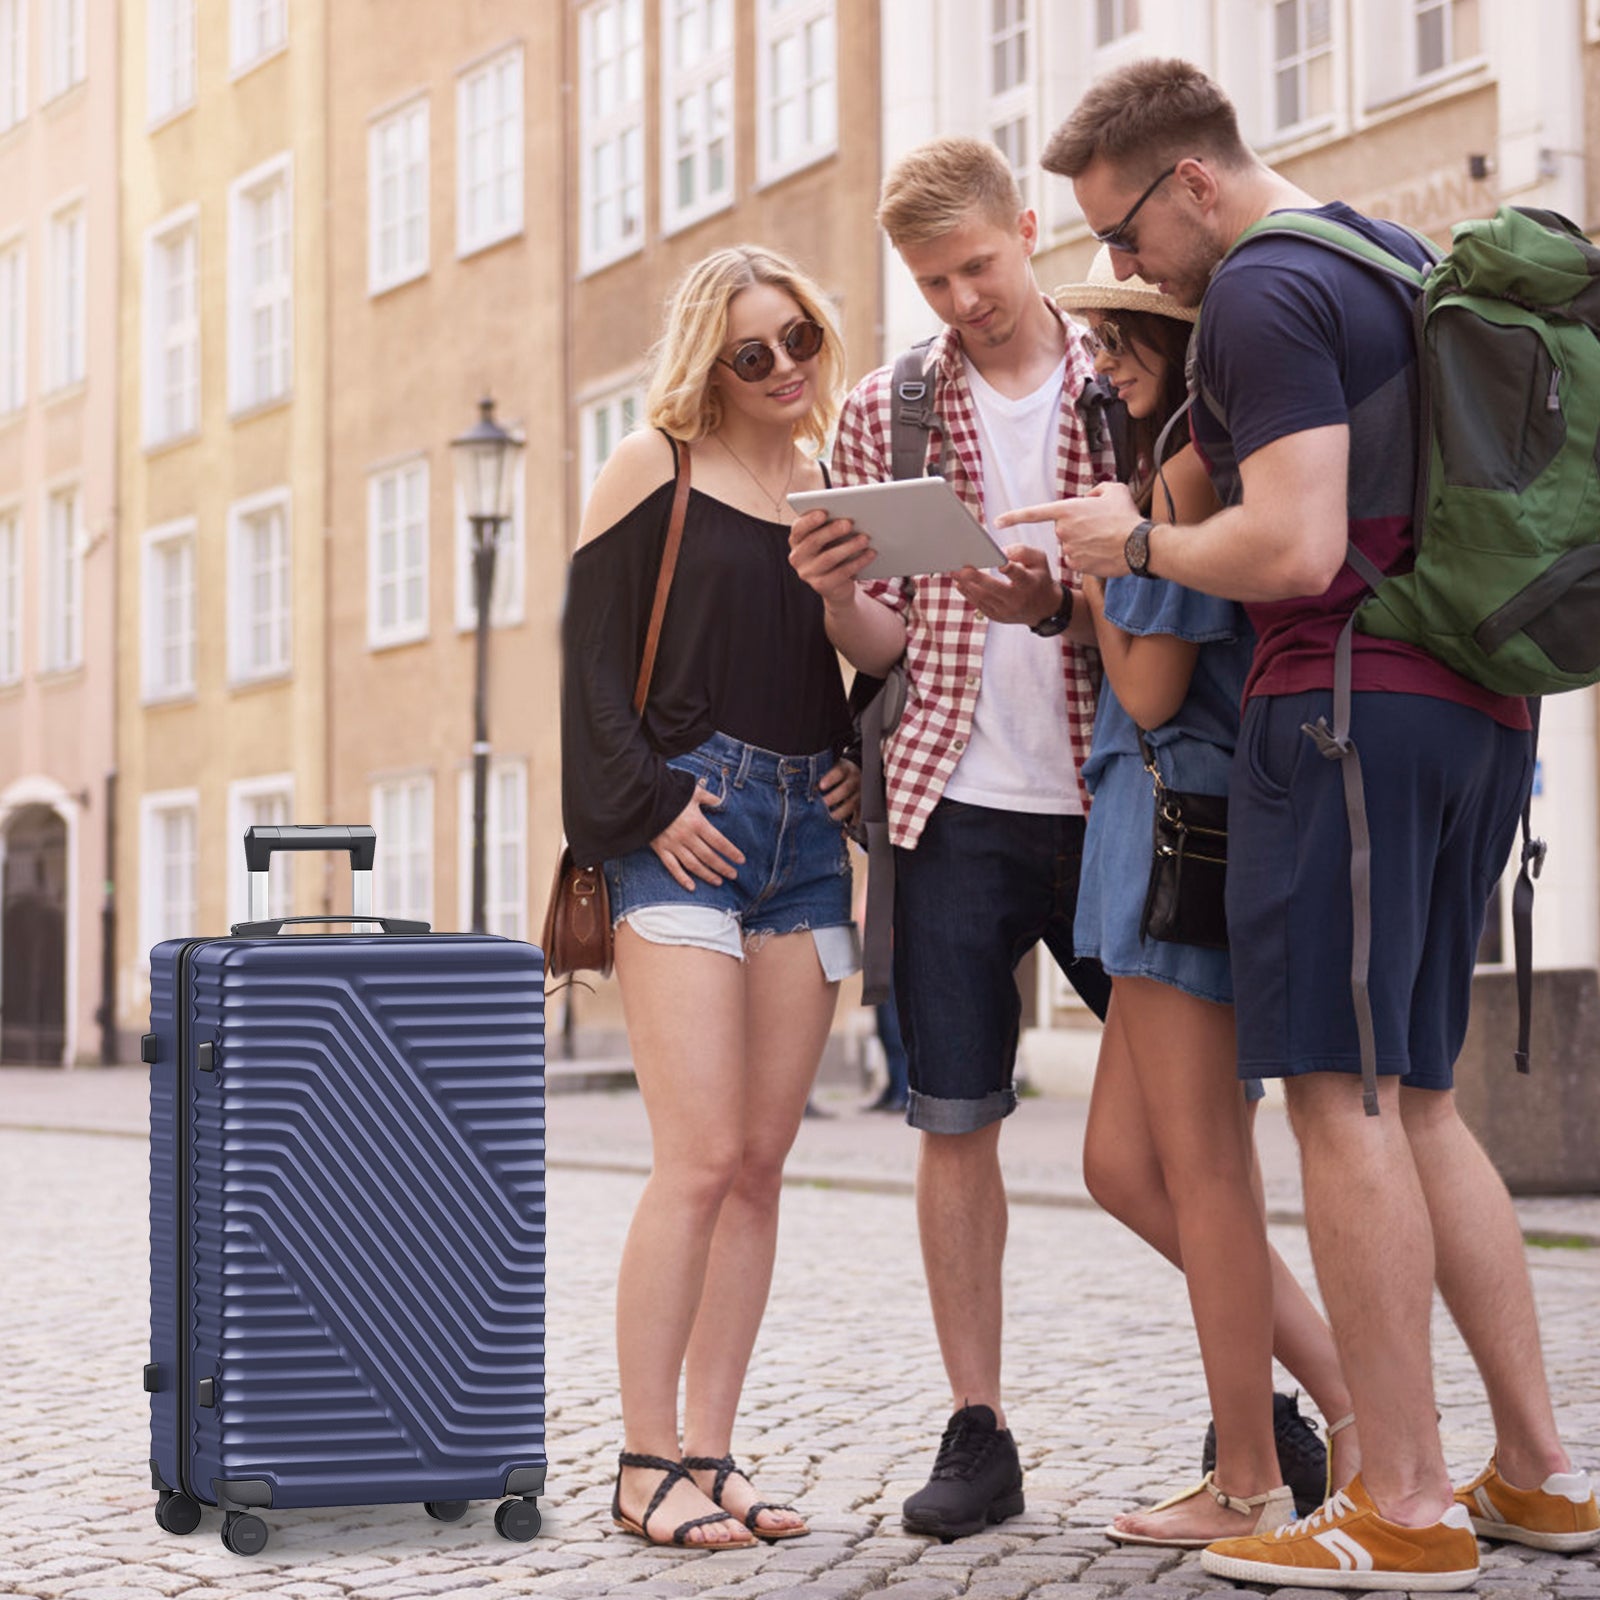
[
  {"xmin": 1029, "ymin": 582, "xmax": 1075, "ymax": 637},
  {"xmin": 1124, "ymin": 518, "xmax": 1158, "ymax": 580}
]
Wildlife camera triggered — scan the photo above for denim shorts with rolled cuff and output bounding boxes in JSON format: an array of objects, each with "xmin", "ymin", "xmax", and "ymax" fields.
[
  {"xmin": 1227, "ymin": 690, "xmax": 1531, "ymax": 1092},
  {"xmin": 602, "ymin": 730, "xmax": 860, "ymax": 983},
  {"xmin": 892, "ymin": 799, "xmax": 1111, "ymax": 1135}
]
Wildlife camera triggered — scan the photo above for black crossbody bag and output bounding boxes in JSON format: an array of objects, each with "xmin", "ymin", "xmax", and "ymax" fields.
[{"xmin": 1137, "ymin": 729, "xmax": 1229, "ymax": 950}]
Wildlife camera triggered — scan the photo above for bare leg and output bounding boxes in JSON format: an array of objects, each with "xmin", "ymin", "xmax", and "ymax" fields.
[
  {"xmin": 611, "ymin": 927, "xmax": 752, "ymax": 1546},
  {"xmin": 1286, "ymin": 1072, "xmax": 1451, "ymax": 1526},
  {"xmin": 1108, "ymin": 976, "xmax": 1281, "ymax": 1542},
  {"xmin": 683, "ymin": 930, "xmax": 840, "ymax": 1533},
  {"xmin": 1400, "ymin": 1086, "xmax": 1571, "ymax": 1489},
  {"xmin": 918, "ymin": 1121, "xmax": 1007, "ymax": 1423},
  {"xmin": 1086, "ymin": 1001, "xmax": 1357, "ymax": 1488}
]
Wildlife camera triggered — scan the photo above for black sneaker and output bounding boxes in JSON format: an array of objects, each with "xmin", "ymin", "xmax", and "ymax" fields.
[
  {"xmin": 902, "ymin": 1404, "xmax": 1025, "ymax": 1540},
  {"xmin": 1201, "ymin": 1390, "xmax": 1328, "ymax": 1517}
]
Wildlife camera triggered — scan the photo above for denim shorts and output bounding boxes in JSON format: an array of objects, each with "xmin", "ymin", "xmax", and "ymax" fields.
[
  {"xmin": 893, "ymin": 799, "xmax": 1111, "ymax": 1134},
  {"xmin": 1228, "ymin": 691, "xmax": 1531, "ymax": 1091},
  {"xmin": 603, "ymin": 731, "xmax": 859, "ymax": 981}
]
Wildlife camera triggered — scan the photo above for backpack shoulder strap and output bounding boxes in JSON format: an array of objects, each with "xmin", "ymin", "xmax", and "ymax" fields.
[
  {"xmin": 1075, "ymin": 374, "xmax": 1135, "ymax": 482},
  {"xmin": 1224, "ymin": 212, "xmax": 1435, "ymax": 289},
  {"xmin": 890, "ymin": 338, "xmax": 939, "ymax": 480}
]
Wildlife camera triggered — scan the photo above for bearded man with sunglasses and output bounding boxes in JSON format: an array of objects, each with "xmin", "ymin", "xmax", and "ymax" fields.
[{"xmin": 789, "ymin": 135, "xmax": 1114, "ymax": 1541}]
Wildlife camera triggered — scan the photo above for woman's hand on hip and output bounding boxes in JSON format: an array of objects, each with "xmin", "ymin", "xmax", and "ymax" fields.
[
  {"xmin": 651, "ymin": 786, "xmax": 744, "ymax": 890},
  {"xmin": 819, "ymin": 759, "xmax": 861, "ymax": 825}
]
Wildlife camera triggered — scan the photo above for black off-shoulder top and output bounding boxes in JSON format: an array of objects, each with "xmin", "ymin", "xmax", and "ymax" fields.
[{"xmin": 559, "ymin": 440, "xmax": 850, "ymax": 867}]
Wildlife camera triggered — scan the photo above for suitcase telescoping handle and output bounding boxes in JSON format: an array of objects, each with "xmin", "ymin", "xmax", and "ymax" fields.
[{"xmin": 236, "ymin": 825, "xmax": 428, "ymax": 935}]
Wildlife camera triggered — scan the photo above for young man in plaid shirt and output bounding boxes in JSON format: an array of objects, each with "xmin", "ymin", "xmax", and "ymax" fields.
[{"xmin": 790, "ymin": 136, "xmax": 1112, "ymax": 1539}]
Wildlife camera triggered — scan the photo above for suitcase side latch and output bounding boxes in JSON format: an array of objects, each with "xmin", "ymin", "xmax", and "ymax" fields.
[
  {"xmin": 197, "ymin": 1042, "xmax": 216, "ymax": 1073},
  {"xmin": 197, "ymin": 1378, "xmax": 217, "ymax": 1408},
  {"xmin": 141, "ymin": 1034, "xmax": 159, "ymax": 1063},
  {"xmin": 143, "ymin": 1363, "xmax": 161, "ymax": 1393}
]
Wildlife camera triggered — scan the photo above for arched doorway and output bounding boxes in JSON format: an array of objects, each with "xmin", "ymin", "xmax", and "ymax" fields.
[{"xmin": 2, "ymin": 805, "xmax": 67, "ymax": 1064}]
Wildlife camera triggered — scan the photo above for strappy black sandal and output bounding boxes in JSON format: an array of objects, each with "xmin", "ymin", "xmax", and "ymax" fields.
[
  {"xmin": 612, "ymin": 1451, "xmax": 754, "ymax": 1548},
  {"xmin": 683, "ymin": 1452, "xmax": 808, "ymax": 1541}
]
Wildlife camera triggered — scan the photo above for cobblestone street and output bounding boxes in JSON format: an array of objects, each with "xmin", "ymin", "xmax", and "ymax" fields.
[{"xmin": 3, "ymin": 1071, "xmax": 1598, "ymax": 1600}]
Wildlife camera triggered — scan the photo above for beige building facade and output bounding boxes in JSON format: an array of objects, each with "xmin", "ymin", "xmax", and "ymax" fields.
[
  {"xmin": 0, "ymin": 0, "xmax": 118, "ymax": 1066},
  {"xmin": 115, "ymin": 0, "xmax": 328, "ymax": 1042}
]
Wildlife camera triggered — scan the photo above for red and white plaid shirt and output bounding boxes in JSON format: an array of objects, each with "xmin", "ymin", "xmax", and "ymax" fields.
[{"xmin": 832, "ymin": 294, "xmax": 1113, "ymax": 848}]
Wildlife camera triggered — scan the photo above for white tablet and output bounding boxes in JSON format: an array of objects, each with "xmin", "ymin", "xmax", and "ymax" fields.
[{"xmin": 787, "ymin": 476, "xmax": 1007, "ymax": 580}]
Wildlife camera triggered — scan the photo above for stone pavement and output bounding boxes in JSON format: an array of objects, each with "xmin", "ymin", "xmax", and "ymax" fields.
[{"xmin": 2, "ymin": 1066, "xmax": 1598, "ymax": 1600}]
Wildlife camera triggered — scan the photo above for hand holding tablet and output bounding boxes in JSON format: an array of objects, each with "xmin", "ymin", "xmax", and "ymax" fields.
[{"xmin": 786, "ymin": 476, "xmax": 1006, "ymax": 580}]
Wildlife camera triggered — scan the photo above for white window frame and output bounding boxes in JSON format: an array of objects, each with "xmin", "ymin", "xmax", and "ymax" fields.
[
  {"xmin": 367, "ymin": 455, "xmax": 430, "ymax": 649},
  {"xmin": 454, "ymin": 462, "xmax": 525, "ymax": 632},
  {"xmin": 0, "ymin": 503, "xmax": 21, "ymax": 686},
  {"xmin": 0, "ymin": 0, "xmax": 26, "ymax": 133},
  {"xmin": 227, "ymin": 486, "xmax": 292, "ymax": 685},
  {"xmin": 456, "ymin": 760, "xmax": 527, "ymax": 939},
  {"xmin": 147, "ymin": 0, "xmax": 196, "ymax": 126},
  {"xmin": 368, "ymin": 95, "xmax": 430, "ymax": 295},
  {"xmin": 579, "ymin": 0, "xmax": 645, "ymax": 272},
  {"xmin": 579, "ymin": 384, "xmax": 643, "ymax": 503},
  {"xmin": 1410, "ymin": 0, "xmax": 1481, "ymax": 84},
  {"xmin": 43, "ymin": 0, "xmax": 85, "ymax": 100},
  {"xmin": 228, "ymin": 151, "xmax": 293, "ymax": 415},
  {"xmin": 1093, "ymin": 0, "xmax": 1140, "ymax": 49},
  {"xmin": 39, "ymin": 479, "xmax": 82, "ymax": 674},
  {"xmin": 143, "ymin": 204, "xmax": 200, "ymax": 447},
  {"xmin": 140, "ymin": 788, "xmax": 200, "ymax": 958},
  {"xmin": 227, "ymin": 773, "xmax": 296, "ymax": 924},
  {"xmin": 988, "ymin": 0, "xmax": 1033, "ymax": 193},
  {"xmin": 141, "ymin": 516, "xmax": 197, "ymax": 703},
  {"xmin": 0, "ymin": 233, "xmax": 25, "ymax": 417},
  {"xmin": 371, "ymin": 773, "xmax": 434, "ymax": 925},
  {"xmin": 660, "ymin": 0, "xmax": 734, "ymax": 234},
  {"xmin": 1267, "ymin": 0, "xmax": 1337, "ymax": 140},
  {"xmin": 757, "ymin": 0, "xmax": 836, "ymax": 185},
  {"xmin": 230, "ymin": 0, "xmax": 287, "ymax": 76},
  {"xmin": 455, "ymin": 44, "xmax": 524, "ymax": 259},
  {"xmin": 45, "ymin": 199, "xmax": 86, "ymax": 394}
]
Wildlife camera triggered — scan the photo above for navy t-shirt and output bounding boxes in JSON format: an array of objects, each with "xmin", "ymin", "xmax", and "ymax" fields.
[{"xmin": 1190, "ymin": 202, "xmax": 1526, "ymax": 728}]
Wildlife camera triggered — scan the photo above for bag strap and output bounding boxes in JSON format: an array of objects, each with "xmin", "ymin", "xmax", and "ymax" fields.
[
  {"xmin": 890, "ymin": 339, "xmax": 939, "ymax": 480},
  {"xmin": 632, "ymin": 441, "xmax": 692, "ymax": 714},
  {"xmin": 1511, "ymin": 701, "xmax": 1546, "ymax": 1073}
]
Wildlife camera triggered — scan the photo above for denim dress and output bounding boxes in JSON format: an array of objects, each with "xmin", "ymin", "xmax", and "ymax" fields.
[{"xmin": 1073, "ymin": 576, "xmax": 1253, "ymax": 1005}]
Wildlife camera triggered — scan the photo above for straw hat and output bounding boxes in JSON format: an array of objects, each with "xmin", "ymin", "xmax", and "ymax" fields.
[{"xmin": 1054, "ymin": 245, "xmax": 1197, "ymax": 324}]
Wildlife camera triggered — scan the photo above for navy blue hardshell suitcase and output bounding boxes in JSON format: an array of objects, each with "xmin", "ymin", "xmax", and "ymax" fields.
[{"xmin": 146, "ymin": 826, "xmax": 546, "ymax": 1555}]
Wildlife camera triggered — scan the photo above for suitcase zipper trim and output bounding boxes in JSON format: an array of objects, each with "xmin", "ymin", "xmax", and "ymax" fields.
[{"xmin": 173, "ymin": 936, "xmax": 215, "ymax": 1505}]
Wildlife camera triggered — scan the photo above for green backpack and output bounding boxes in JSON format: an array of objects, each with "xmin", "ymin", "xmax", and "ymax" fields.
[{"xmin": 1205, "ymin": 206, "xmax": 1600, "ymax": 1112}]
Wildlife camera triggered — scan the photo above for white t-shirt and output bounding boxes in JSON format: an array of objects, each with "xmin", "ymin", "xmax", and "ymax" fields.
[{"xmin": 941, "ymin": 354, "xmax": 1083, "ymax": 816}]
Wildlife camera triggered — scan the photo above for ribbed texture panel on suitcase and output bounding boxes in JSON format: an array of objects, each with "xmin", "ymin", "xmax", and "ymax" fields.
[{"xmin": 186, "ymin": 936, "xmax": 545, "ymax": 1510}]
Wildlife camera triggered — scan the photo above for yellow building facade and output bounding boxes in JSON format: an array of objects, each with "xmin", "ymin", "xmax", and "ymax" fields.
[
  {"xmin": 116, "ymin": 0, "xmax": 328, "ymax": 1031},
  {"xmin": 0, "ymin": 0, "xmax": 118, "ymax": 1065}
]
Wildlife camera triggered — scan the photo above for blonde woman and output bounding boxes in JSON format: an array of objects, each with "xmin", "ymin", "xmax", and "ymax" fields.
[{"xmin": 560, "ymin": 247, "xmax": 861, "ymax": 1550}]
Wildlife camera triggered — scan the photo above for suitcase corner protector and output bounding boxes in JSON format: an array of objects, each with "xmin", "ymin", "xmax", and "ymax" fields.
[
  {"xmin": 214, "ymin": 1478, "xmax": 273, "ymax": 1510},
  {"xmin": 505, "ymin": 1465, "xmax": 547, "ymax": 1496}
]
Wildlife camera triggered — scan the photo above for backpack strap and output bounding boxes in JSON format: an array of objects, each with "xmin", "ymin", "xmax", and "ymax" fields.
[
  {"xmin": 1511, "ymin": 703, "xmax": 1546, "ymax": 1073},
  {"xmin": 890, "ymin": 339, "xmax": 940, "ymax": 479},
  {"xmin": 854, "ymin": 341, "xmax": 937, "ymax": 1006}
]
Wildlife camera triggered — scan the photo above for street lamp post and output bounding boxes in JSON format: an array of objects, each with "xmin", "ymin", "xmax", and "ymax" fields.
[{"xmin": 450, "ymin": 396, "xmax": 524, "ymax": 934}]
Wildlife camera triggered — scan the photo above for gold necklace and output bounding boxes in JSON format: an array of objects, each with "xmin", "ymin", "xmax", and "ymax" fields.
[{"xmin": 718, "ymin": 435, "xmax": 796, "ymax": 522}]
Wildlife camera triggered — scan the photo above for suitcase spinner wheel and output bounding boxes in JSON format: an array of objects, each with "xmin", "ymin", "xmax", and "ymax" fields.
[{"xmin": 496, "ymin": 1497, "xmax": 542, "ymax": 1542}]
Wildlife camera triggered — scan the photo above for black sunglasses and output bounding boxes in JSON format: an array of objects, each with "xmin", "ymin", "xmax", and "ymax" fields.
[
  {"xmin": 717, "ymin": 318, "xmax": 825, "ymax": 383},
  {"xmin": 1092, "ymin": 163, "xmax": 1178, "ymax": 254}
]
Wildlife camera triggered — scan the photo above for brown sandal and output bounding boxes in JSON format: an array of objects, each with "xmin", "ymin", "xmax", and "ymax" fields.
[
  {"xmin": 611, "ymin": 1451, "xmax": 754, "ymax": 1548},
  {"xmin": 683, "ymin": 1452, "xmax": 808, "ymax": 1541}
]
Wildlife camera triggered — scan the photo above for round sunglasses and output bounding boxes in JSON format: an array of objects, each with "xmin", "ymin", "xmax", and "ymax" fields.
[
  {"xmin": 1081, "ymin": 319, "xmax": 1129, "ymax": 360},
  {"xmin": 717, "ymin": 318, "xmax": 825, "ymax": 383}
]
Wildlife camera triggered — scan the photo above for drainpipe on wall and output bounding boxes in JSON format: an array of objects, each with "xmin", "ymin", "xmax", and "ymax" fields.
[{"xmin": 98, "ymin": 769, "xmax": 117, "ymax": 1063}]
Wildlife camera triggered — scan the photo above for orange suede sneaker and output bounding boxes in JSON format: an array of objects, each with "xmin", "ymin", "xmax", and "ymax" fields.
[
  {"xmin": 1454, "ymin": 1457, "xmax": 1600, "ymax": 1552},
  {"xmin": 1200, "ymin": 1474, "xmax": 1480, "ymax": 1592}
]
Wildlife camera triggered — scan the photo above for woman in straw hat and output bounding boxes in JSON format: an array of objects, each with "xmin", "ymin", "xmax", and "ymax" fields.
[{"xmin": 1044, "ymin": 250, "xmax": 1357, "ymax": 1547}]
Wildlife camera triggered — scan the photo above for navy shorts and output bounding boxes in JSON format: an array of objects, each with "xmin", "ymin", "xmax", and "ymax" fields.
[
  {"xmin": 1227, "ymin": 691, "xmax": 1531, "ymax": 1091},
  {"xmin": 893, "ymin": 799, "xmax": 1111, "ymax": 1134}
]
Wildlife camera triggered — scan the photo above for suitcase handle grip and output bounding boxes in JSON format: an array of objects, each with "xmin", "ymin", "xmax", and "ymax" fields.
[
  {"xmin": 243, "ymin": 825, "xmax": 377, "ymax": 873},
  {"xmin": 230, "ymin": 914, "xmax": 432, "ymax": 937}
]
